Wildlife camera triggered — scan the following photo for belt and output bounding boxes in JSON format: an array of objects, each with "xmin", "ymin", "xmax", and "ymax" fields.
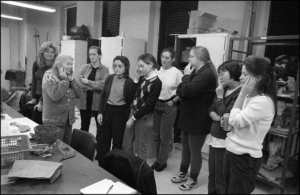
[{"xmin": 157, "ymin": 96, "xmax": 176, "ymax": 103}]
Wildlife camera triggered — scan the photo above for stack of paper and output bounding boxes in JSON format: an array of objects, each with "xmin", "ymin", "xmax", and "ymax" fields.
[{"xmin": 80, "ymin": 178, "xmax": 137, "ymax": 194}]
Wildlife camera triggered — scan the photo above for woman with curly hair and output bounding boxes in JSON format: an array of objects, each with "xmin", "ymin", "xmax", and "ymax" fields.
[{"xmin": 23, "ymin": 42, "xmax": 59, "ymax": 124}]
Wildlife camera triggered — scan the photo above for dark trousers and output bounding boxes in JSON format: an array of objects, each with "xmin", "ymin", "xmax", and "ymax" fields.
[
  {"xmin": 223, "ymin": 150, "xmax": 261, "ymax": 194},
  {"xmin": 80, "ymin": 109, "xmax": 99, "ymax": 132},
  {"xmin": 208, "ymin": 146, "xmax": 226, "ymax": 194},
  {"xmin": 21, "ymin": 94, "xmax": 43, "ymax": 125},
  {"xmin": 97, "ymin": 104, "xmax": 130, "ymax": 166},
  {"xmin": 180, "ymin": 131, "xmax": 207, "ymax": 181}
]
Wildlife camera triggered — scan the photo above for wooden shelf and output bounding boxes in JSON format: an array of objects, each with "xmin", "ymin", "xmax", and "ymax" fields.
[{"xmin": 268, "ymin": 127, "xmax": 299, "ymax": 138}]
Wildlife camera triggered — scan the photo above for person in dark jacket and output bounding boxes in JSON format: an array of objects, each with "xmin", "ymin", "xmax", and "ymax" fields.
[
  {"xmin": 96, "ymin": 56, "xmax": 137, "ymax": 164},
  {"xmin": 171, "ymin": 46, "xmax": 218, "ymax": 191},
  {"xmin": 206, "ymin": 61, "xmax": 242, "ymax": 194}
]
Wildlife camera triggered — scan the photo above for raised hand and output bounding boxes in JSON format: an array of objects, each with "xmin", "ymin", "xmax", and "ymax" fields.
[
  {"xmin": 240, "ymin": 77, "xmax": 258, "ymax": 96},
  {"xmin": 215, "ymin": 84, "xmax": 224, "ymax": 98},
  {"xmin": 59, "ymin": 67, "xmax": 68, "ymax": 81},
  {"xmin": 184, "ymin": 63, "xmax": 194, "ymax": 75}
]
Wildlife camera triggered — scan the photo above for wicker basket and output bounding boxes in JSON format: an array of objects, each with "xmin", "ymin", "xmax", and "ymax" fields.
[
  {"xmin": 1, "ymin": 135, "xmax": 31, "ymax": 169},
  {"xmin": 34, "ymin": 125, "xmax": 60, "ymax": 144}
]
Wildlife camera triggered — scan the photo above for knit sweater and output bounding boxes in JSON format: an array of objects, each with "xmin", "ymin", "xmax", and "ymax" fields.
[
  {"xmin": 31, "ymin": 61, "xmax": 52, "ymax": 100},
  {"xmin": 98, "ymin": 74, "xmax": 137, "ymax": 114},
  {"xmin": 42, "ymin": 67, "xmax": 82, "ymax": 126},
  {"xmin": 209, "ymin": 87, "xmax": 241, "ymax": 139},
  {"xmin": 226, "ymin": 95, "xmax": 275, "ymax": 158},
  {"xmin": 132, "ymin": 75, "xmax": 162, "ymax": 120}
]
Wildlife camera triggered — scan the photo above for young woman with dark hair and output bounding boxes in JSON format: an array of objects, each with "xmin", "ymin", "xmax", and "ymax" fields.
[
  {"xmin": 96, "ymin": 56, "xmax": 137, "ymax": 164},
  {"xmin": 224, "ymin": 56, "xmax": 277, "ymax": 194},
  {"xmin": 206, "ymin": 60, "xmax": 242, "ymax": 194},
  {"xmin": 123, "ymin": 53, "xmax": 162, "ymax": 163}
]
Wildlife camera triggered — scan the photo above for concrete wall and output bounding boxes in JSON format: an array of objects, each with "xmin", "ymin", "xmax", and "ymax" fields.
[{"xmin": 119, "ymin": 1, "xmax": 160, "ymax": 57}]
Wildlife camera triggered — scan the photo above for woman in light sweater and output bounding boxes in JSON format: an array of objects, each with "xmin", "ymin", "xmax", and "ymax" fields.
[
  {"xmin": 224, "ymin": 56, "xmax": 277, "ymax": 194},
  {"xmin": 151, "ymin": 47, "xmax": 183, "ymax": 172}
]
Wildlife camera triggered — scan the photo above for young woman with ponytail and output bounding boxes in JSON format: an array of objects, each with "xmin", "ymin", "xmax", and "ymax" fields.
[{"xmin": 224, "ymin": 56, "xmax": 277, "ymax": 194}]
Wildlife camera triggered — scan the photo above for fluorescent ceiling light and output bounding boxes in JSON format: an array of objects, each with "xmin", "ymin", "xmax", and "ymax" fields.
[
  {"xmin": 1, "ymin": 14, "xmax": 23, "ymax": 20},
  {"xmin": 1, "ymin": 1, "xmax": 56, "ymax": 13}
]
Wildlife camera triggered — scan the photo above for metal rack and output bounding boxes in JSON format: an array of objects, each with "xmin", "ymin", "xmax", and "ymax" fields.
[{"xmin": 228, "ymin": 35, "xmax": 299, "ymax": 194}]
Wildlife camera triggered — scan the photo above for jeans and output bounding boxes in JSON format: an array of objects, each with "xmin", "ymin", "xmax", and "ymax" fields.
[
  {"xmin": 123, "ymin": 110, "xmax": 153, "ymax": 162},
  {"xmin": 208, "ymin": 146, "xmax": 226, "ymax": 194},
  {"xmin": 80, "ymin": 109, "xmax": 99, "ymax": 132},
  {"xmin": 223, "ymin": 150, "xmax": 261, "ymax": 194},
  {"xmin": 152, "ymin": 101, "xmax": 177, "ymax": 164},
  {"xmin": 180, "ymin": 131, "xmax": 207, "ymax": 181},
  {"xmin": 96, "ymin": 104, "xmax": 130, "ymax": 165}
]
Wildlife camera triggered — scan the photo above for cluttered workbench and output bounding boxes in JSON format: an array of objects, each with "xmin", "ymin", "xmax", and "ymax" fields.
[{"xmin": 1, "ymin": 102, "xmax": 125, "ymax": 194}]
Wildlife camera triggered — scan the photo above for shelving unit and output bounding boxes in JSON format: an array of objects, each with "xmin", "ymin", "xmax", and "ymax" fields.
[
  {"xmin": 228, "ymin": 35, "xmax": 299, "ymax": 194},
  {"xmin": 172, "ymin": 33, "xmax": 238, "ymax": 71}
]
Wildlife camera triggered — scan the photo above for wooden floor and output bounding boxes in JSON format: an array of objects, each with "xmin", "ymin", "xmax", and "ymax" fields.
[{"xmin": 73, "ymin": 110, "xmax": 299, "ymax": 194}]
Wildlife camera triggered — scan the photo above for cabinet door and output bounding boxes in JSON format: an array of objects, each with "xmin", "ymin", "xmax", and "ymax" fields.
[
  {"xmin": 122, "ymin": 38, "xmax": 145, "ymax": 79},
  {"xmin": 101, "ymin": 37, "xmax": 122, "ymax": 74},
  {"xmin": 196, "ymin": 36, "xmax": 226, "ymax": 70}
]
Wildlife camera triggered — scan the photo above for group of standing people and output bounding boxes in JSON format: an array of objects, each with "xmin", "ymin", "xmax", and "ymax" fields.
[{"xmin": 23, "ymin": 40, "xmax": 277, "ymax": 194}]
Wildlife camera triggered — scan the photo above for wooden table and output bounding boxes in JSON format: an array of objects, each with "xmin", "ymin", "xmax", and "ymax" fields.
[{"xmin": 1, "ymin": 102, "xmax": 121, "ymax": 194}]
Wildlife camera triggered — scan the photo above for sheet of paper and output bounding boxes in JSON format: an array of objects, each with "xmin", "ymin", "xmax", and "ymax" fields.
[
  {"xmin": 109, "ymin": 181, "xmax": 137, "ymax": 194},
  {"xmin": 1, "ymin": 114, "xmax": 13, "ymax": 120},
  {"xmin": 80, "ymin": 178, "xmax": 115, "ymax": 194},
  {"xmin": 1, "ymin": 117, "xmax": 38, "ymax": 138},
  {"xmin": 80, "ymin": 179, "xmax": 137, "ymax": 194},
  {"xmin": 7, "ymin": 160, "xmax": 64, "ymax": 184}
]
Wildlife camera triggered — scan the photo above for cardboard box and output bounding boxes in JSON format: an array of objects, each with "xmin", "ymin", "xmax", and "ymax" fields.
[
  {"xmin": 188, "ymin": 11, "xmax": 217, "ymax": 30},
  {"xmin": 188, "ymin": 11, "xmax": 202, "ymax": 28},
  {"xmin": 187, "ymin": 28, "xmax": 207, "ymax": 34}
]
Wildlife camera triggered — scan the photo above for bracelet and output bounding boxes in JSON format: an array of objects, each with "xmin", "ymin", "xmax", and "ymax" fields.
[{"xmin": 131, "ymin": 115, "xmax": 136, "ymax": 121}]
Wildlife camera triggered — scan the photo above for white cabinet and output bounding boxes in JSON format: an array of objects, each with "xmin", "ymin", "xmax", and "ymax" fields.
[
  {"xmin": 100, "ymin": 37, "xmax": 145, "ymax": 79},
  {"xmin": 61, "ymin": 40, "xmax": 87, "ymax": 78},
  {"xmin": 177, "ymin": 33, "xmax": 239, "ymax": 71}
]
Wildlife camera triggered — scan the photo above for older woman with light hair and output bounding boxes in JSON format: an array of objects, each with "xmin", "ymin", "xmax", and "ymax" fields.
[{"xmin": 42, "ymin": 54, "xmax": 82, "ymax": 145}]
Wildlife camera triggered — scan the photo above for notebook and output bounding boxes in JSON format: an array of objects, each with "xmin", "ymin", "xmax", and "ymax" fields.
[{"xmin": 80, "ymin": 178, "xmax": 137, "ymax": 194}]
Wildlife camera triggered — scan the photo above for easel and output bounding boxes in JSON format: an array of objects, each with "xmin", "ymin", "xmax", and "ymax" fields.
[{"xmin": 33, "ymin": 28, "xmax": 41, "ymax": 61}]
